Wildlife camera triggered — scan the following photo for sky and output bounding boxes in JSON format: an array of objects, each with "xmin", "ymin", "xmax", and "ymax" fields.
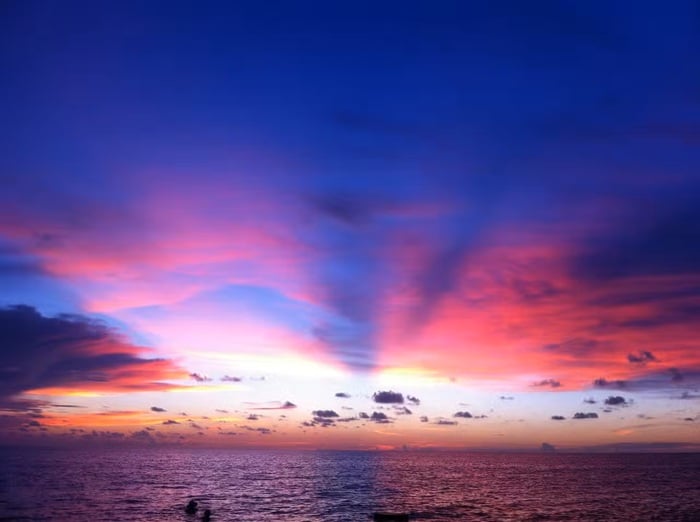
[{"xmin": 0, "ymin": 1, "xmax": 698, "ymax": 452}]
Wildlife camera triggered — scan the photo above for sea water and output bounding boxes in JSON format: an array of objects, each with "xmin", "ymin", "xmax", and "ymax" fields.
[{"xmin": 0, "ymin": 448, "xmax": 698, "ymax": 521}]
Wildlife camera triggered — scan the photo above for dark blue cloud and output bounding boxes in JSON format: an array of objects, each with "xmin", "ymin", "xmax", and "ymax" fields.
[
  {"xmin": 573, "ymin": 412, "xmax": 599, "ymax": 419},
  {"xmin": 0, "ymin": 305, "xmax": 181, "ymax": 402},
  {"xmin": 373, "ymin": 391, "xmax": 404, "ymax": 404}
]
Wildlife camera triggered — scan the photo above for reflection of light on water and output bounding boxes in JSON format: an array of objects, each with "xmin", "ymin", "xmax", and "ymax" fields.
[{"xmin": 2, "ymin": 448, "xmax": 699, "ymax": 519}]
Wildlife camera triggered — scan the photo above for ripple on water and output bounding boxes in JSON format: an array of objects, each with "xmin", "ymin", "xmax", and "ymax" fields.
[{"xmin": 1, "ymin": 449, "xmax": 699, "ymax": 521}]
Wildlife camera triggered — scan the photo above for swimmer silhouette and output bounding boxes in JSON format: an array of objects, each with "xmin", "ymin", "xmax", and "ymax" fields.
[{"xmin": 185, "ymin": 500, "xmax": 198, "ymax": 514}]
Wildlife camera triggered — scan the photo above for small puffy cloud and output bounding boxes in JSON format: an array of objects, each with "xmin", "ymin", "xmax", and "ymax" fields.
[
  {"xmin": 604, "ymin": 396, "xmax": 628, "ymax": 406},
  {"xmin": 551, "ymin": 415, "xmax": 566, "ymax": 421},
  {"xmin": 311, "ymin": 416, "xmax": 336, "ymax": 427},
  {"xmin": 573, "ymin": 412, "xmax": 599, "ymax": 419},
  {"xmin": 453, "ymin": 411, "xmax": 473, "ymax": 418},
  {"xmin": 370, "ymin": 411, "xmax": 391, "ymax": 423},
  {"xmin": 312, "ymin": 410, "xmax": 339, "ymax": 418},
  {"xmin": 162, "ymin": 419, "xmax": 179, "ymax": 425},
  {"xmin": 358, "ymin": 412, "xmax": 369, "ymax": 419},
  {"xmin": 221, "ymin": 375, "xmax": 242, "ymax": 382},
  {"xmin": 627, "ymin": 351, "xmax": 658, "ymax": 364},
  {"xmin": 372, "ymin": 391, "xmax": 404, "ymax": 404},
  {"xmin": 434, "ymin": 419, "xmax": 458, "ymax": 426},
  {"xmin": 150, "ymin": 406, "xmax": 166, "ymax": 413},
  {"xmin": 594, "ymin": 378, "xmax": 627, "ymax": 389},
  {"xmin": 394, "ymin": 406, "xmax": 412, "ymax": 415},
  {"xmin": 246, "ymin": 414, "xmax": 259, "ymax": 421},
  {"xmin": 541, "ymin": 442, "xmax": 556, "ymax": 453},
  {"xmin": 335, "ymin": 392, "xmax": 351, "ymax": 398},
  {"xmin": 583, "ymin": 398, "xmax": 597, "ymax": 404},
  {"xmin": 500, "ymin": 396, "xmax": 514, "ymax": 400},
  {"xmin": 189, "ymin": 373, "xmax": 212, "ymax": 383},
  {"xmin": 419, "ymin": 416, "xmax": 429, "ymax": 423},
  {"xmin": 249, "ymin": 401, "xmax": 297, "ymax": 410},
  {"xmin": 407, "ymin": 395, "xmax": 420, "ymax": 405},
  {"xmin": 532, "ymin": 379, "xmax": 561, "ymax": 388}
]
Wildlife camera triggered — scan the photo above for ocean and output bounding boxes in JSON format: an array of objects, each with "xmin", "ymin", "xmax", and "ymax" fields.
[{"xmin": 0, "ymin": 448, "xmax": 698, "ymax": 521}]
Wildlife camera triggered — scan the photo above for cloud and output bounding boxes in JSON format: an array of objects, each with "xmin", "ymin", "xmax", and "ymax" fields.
[
  {"xmin": 0, "ymin": 305, "xmax": 184, "ymax": 401},
  {"xmin": 551, "ymin": 415, "xmax": 566, "ymax": 420},
  {"xmin": 189, "ymin": 373, "xmax": 212, "ymax": 383},
  {"xmin": 335, "ymin": 416, "xmax": 359, "ymax": 423},
  {"xmin": 370, "ymin": 412, "xmax": 391, "ymax": 423},
  {"xmin": 532, "ymin": 379, "xmax": 561, "ymax": 388},
  {"xmin": 246, "ymin": 414, "xmax": 259, "ymax": 421},
  {"xmin": 312, "ymin": 410, "xmax": 339, "ymax": 418},
  {"xmin": 150, "ymin": 406, "xmax": 166, "ymax": 413},
  {"xmin": 162, "ymin": 419, "xmax": 179, "ymax": 425},
  {"xmin": 604, "ymin": 396, "xmax": 628, "ymax": 406},
  {"xmin": 358, "ymin": 412, "xmax": 369, "ymax": 419},
  {"xmin": 394, "ymin": 406, "xmax": 412, "ymax": 415},
  {"xmin": 592, "ymin": 368, "xmax": 700, "ymax": 393},
  {"xmin": 241, "ymin": 425, "xmax": 272, "ymax": 435},
  {"xmin": 627, "ymin": 351, "xmax": 658, "ymax": 364},
  {"xmin": 406, "ymin": 395, "xmax": 421, "ymax": 405},
  {"xmin": 573, "ymin": 412, "xmax": 599, "ymax": 419},
  {"xmin": 221, "ymin": 375, "xmax": 242, "ymax": 382},
  {"xmin": 541, "ymin": 442, "xmax": 556, "ymax": 452},
  {"xmin": 249, "ymin": 401, "xmax": 297, "ymax": 410},
  {"xmin": 453, "ymin": 411, "xmax": 473, "ymax": 418},
  {"xmin": 419, "ymin": 416, "xmax": 429, "ymax": 423},
  {"xmin": 499, "ymin": 396, "xmax": 514, "ymax": 400},
  {"xmin": 434, "ymin": 419, "xmax": 458, "ymax": 426},
  {"xmin": 543, "ymin": 338, "xmax": 602, "ymax": 357},
  {"xmin": 583, "ymin": 398, "xmax": 597, "ymax": 404},
  {"xmin": 372, "ymin": 391, "xmax": 404, "ymax": 404},
  {"xmin": 593, "ymin": 378, "xmax": 627, "ymax": 389},
  {"xmin": 335, "ymin": 392, "xmax": 351, "ymax": 398},
  {"xmin": 572, "ymin": 202, "xmax": 700, "ymax": 282}
]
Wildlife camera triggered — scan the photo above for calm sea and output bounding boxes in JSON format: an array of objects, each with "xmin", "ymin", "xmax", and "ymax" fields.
[{"xmin": 0, "ymin": 448, "xmax": 698, "ymax": 521}]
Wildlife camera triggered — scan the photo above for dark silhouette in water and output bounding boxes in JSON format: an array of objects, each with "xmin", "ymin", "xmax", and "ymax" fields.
[
  {"xmin": 185, "ymin": 500, "xmax": 198, "ymax": 514},
  {"xmin": 202, "ymin": 509, "xmax": 212, "ymax": 521},
  {"xmin": 374, "ymin": 513, "xmax": 409, "ymax": 521}
]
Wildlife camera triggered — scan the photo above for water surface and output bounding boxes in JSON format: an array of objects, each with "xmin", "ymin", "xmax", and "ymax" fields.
[{"xmin": 1, "ymin": 448, "xmax": 698, "ymax": 521}]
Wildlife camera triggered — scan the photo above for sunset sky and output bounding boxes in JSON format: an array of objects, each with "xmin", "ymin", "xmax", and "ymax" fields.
[{"xmin": 1, "ymin": 1, "xmax": 698, "ymax": 451}]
